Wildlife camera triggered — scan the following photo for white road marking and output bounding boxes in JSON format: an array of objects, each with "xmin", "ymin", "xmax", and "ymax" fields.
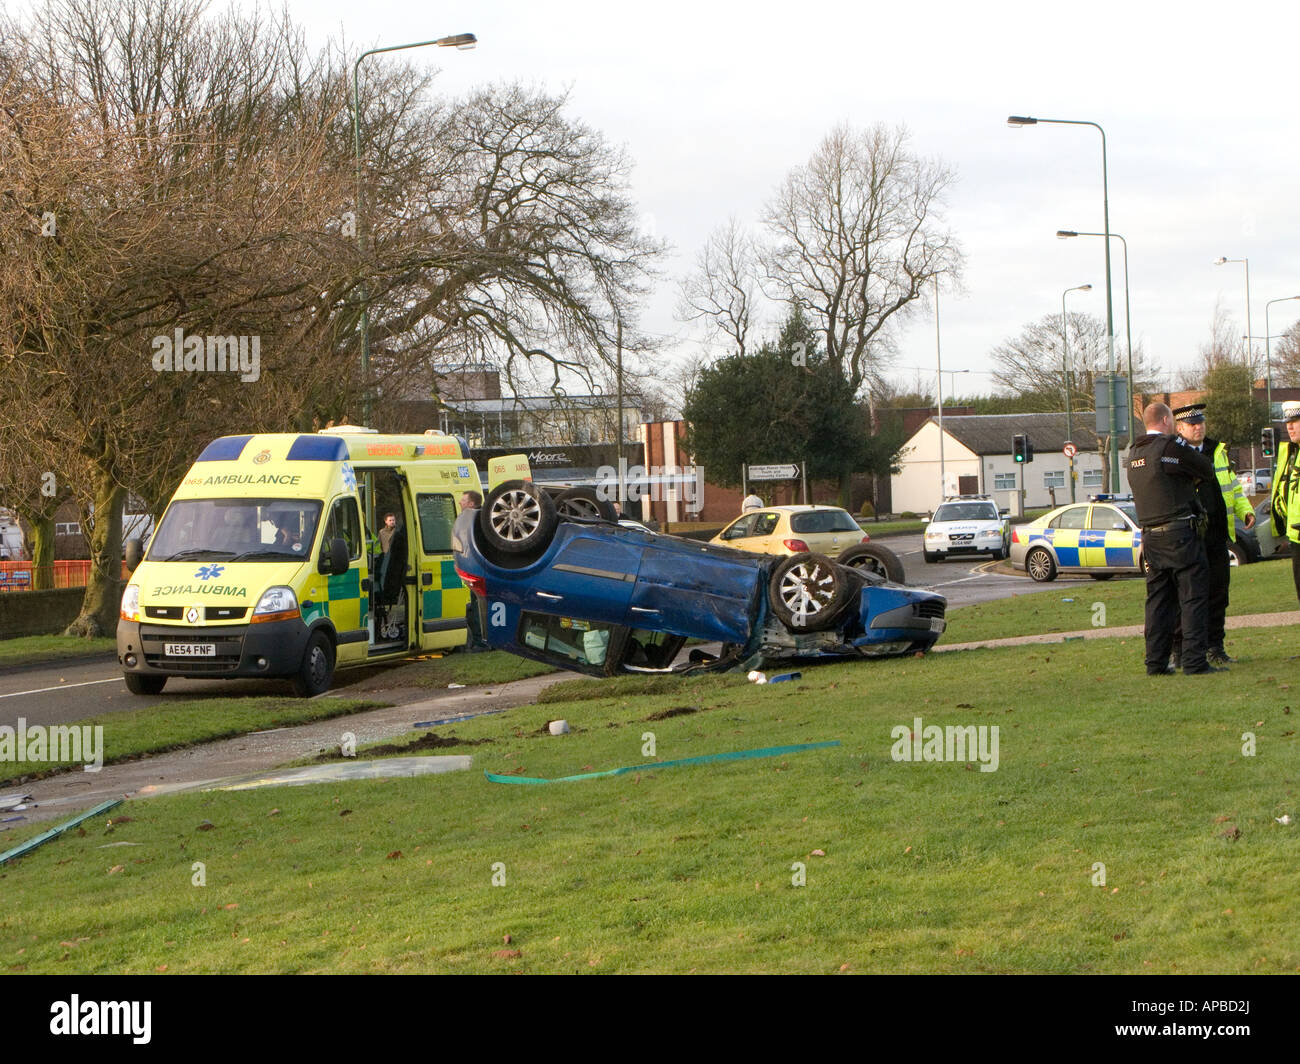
[{"xmin": 0, "ymin": 676, "xmax": 121, "ymax": 700}]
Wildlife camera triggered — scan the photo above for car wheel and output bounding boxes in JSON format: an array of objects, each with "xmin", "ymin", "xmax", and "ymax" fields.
[
  {"xmin": 836, "ymin": 542, "xmax": 905, "ymax": 584},
  {"xmin": 553, "ymin": 486, "xmax": 618, "ymax": 523},
  {"xmin": 768, "ymin": 552, "xmax": 852, "ymax": 632},
  {"xmin": 991, "ymin": 546, "xmax": 1007, "ymax": 561},
  {"xmin": 1139, "ymin": 551, "xmax": 1150, "ymax": 576},
  {"xmin": 923, "ymin": 550, "xmax": 938, "ymax": 564},
  {"xmin": 1227, "ymin": 541, "xmax": 1247, "ymax": 567},
  {"xmin": 292, "ymin": 630, "xmax": 335, "ymax": 698},
  {"xmin": 1025, "ymin": 547, "xmax": 1057, "ymax": 583},
  {"xmin": 1089, "ymin": 573, "xmax": 1114, "ymax": 581},
  {"xmin": 479, "ymin": 480, "xmax": 559, "ymax": 563},
  {"xmin": 124, "ymin": 673, "xmax": 166, "ymax": 695}
]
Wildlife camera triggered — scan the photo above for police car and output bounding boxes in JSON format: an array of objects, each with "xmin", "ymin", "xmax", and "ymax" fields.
[
  {"xmin": 1008, "ymin": 494, "xmax": 1144, "ymax": 582},
  {"xmin": 922, "ymin": 495, "xmax": 1010, "ymax": 563}
]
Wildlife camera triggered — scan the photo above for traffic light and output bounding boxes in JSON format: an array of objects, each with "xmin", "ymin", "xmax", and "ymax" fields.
[
  {"xmin": 1013, "ymin": 434, "xmax": 1027, "ymax": 463},
  {"xmin": 1262, "ymin": 426, "xmax": 1275, "ymax": 458}
]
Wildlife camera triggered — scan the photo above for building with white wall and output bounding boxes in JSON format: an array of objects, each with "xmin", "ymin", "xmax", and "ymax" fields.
[{"xmin": 891, "ymin": 413, "xmax": 1129, "ymax": 515}]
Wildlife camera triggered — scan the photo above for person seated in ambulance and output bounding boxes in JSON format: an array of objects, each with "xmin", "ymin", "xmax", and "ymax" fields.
[{"xmin": 270, "ymin": 511, "xmax": 305, "ymax": 553}]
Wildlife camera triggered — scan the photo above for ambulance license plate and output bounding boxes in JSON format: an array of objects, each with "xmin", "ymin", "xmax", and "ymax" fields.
[{"xmin": 165, "ymin": 643, "xmax": 216, "ymax": 657}]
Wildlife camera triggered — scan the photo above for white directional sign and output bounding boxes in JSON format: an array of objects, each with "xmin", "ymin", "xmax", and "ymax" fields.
[
  {"xmin": 1063, "ymin": 442, "xmax": 1078, "ymax": 458},
  {"xmin": 747, "ymin": 464, "xmax": 800, "ymax": 480}
]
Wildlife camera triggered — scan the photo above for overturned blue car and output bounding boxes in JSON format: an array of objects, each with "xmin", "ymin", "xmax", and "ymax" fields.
[{"xmin": 452, "ymin": 481, "xmax": 947, "ymax": 677}]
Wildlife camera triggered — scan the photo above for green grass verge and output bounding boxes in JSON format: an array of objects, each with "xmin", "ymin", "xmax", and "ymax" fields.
[
  {"xmin": 0, "ymin": 696, "xmax": 386, "ymax": 787},
  {"xmin": 946, "ymin": 557, "xmax": 1298, "ymax": 644},
  {"xmin": 386, "ymin": 650, "xmax": 556, "ymax": 689},
  {"xmin": 0, "ymin": 635, "xmax": 116, "ymax": 668},
  {"xmin": 3, "ymin": 627, "xmax": 1297, "ymax": 974}
]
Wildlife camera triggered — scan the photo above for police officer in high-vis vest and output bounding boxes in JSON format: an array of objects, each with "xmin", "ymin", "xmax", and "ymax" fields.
[
  {"xmin": 1169, "ymin": 403, "xmax": 1254, "ymax": 665},
  {"xmin": 1126, "ymin": 402, "xmax": 1219, "ymax": 675},
  {"xmin": 1271, "ymin": 400, "xmax": 1300, "ymax": 605}
]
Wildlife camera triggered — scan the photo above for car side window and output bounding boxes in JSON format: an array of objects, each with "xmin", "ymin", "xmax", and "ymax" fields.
[
  {"xmin": 519, "ymin": 612, "xmax": 616, "ymax": 667},
  {"xmin": 751, "ymin": 513, "xmax": 779, "ymax": 536},
  {"xmin": 721, "ymin": 514, "xmax": 757, "ymax": 540},
  {"xmin": 1051, "ymin": 506, "xmax": 1089, "ymax": 531},
  {"xmin": 323, "ymin": 497, "xmax": 362, "ymax": 561},
  {"xmin": 1088, "ymin": 506, "xmax": 1129, "ymax": 532}
]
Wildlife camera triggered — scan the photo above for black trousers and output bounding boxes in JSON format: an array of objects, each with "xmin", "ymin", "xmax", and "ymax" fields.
[
  {"xmin": 1172, "ymin": 535, "xmax": 1230, "ymax": 656},
  {"xmin": 1143, "ymin": 524, "xmax": 1209, "ymax": 671}
]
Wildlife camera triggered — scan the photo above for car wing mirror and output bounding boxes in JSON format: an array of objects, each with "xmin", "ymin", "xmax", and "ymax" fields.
[{"xmin": 125, "ymin": 537, "xmax": 145, "ymax": 572}]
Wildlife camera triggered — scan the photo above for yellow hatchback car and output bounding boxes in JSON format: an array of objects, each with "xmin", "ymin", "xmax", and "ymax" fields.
[{"xmin": 710, "ymin": 505, "xmax": 905, "ymax": 583}]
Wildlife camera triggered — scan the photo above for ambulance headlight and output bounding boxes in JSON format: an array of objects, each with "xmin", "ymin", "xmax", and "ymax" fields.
[
  {"xmin": 251, "ymin": 586, "xmax": 299, "ymax": 624},
  {"xmin": 119, "ymin": 584, "xmax": 140, "ymax": 623}
]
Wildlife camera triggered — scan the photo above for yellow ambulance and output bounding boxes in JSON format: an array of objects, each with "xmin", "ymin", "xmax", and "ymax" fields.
[{"xmin": 117, "ymin": 427, "xmax": 527, "ymax": 696}]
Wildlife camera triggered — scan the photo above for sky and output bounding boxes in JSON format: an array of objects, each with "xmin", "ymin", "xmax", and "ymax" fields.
[{"xmin": 292, "ymin": 0, "xmax": 1300, "ymax": 402}]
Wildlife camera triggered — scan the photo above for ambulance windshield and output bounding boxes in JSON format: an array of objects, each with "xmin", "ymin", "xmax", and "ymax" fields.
[{"xmin": 148, "ymin": 499, "xmax": 322, "ymax": 562}]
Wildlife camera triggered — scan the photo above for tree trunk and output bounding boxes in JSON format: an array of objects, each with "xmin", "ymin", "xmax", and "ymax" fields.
[
  {"xmin": 29, "ymin": 515, "xmax": 56, "ymax": 590},
  {"xmin": 838, "ymin": 470, "xmax": 852, "ymax": 510},
  {"xmin": 65, "ymin": 473, "xmax": 125, "ymax": 638}
]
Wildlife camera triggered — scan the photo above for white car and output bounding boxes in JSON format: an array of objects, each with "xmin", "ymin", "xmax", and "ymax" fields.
[
  {"xmin": 1239, "ymin": 468, "xmax": 1272, "ymax": 496},
  {"xmin": 923, "ymin": 496, "xmax": 1010, "ymax": 563}
]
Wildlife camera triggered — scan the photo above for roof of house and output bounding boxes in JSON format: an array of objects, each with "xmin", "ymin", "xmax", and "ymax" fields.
[{"xmin": 925, "ymin": 413, "xmax": 1106, "ymax": 456}]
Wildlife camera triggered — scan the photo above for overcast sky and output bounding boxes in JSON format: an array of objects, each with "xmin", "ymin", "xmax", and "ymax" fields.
[{"xmin": 296, "ymin": 0, "xmax": 1300, "ymax": 400}]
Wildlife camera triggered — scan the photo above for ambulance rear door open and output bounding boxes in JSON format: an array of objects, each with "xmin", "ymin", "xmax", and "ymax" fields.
[{"xmin": 402, "ymin": 461, "xmax": 476, "ymax": 651}]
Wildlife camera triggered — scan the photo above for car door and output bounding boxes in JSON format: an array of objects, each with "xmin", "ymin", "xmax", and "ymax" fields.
[
  {"xmin": 1047, "ymin": 505, "xmax": 1089, "ymax": 570},
  {"xmin": 403, "ymin": 463, "xmax": 477, "ymax": 649},
  {"xmin": 313, "ymin": 495, "xmax": 368, "ymax": 665},
  {"xmin": 522, "ymin": 528, "xmax": 643, "ymax": 626},
  {"xmin": 1084, "ymin": 504, "xmax": 1138, "ymax": 570}
]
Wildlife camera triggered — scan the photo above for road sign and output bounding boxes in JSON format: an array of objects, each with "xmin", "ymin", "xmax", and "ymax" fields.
[
  {"xmin": 1063, "ymin": 442, "xmax": 1078, "ymax": 458},
  {"xmin": 747, "ymin": 463, "xmax": 799, "ymax": 480}
]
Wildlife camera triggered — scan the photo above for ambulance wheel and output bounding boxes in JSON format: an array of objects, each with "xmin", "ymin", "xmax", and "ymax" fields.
[
  {"xmin": 1026, "ymin": 547, "xmax": 1057, "ymax": 583},
  {"xmin": 769, "ymin": 552, "xmax": 852, "ymax": 632},
  {"xmin": 292, "ymin": 631, "xmax": 335, "ymax": 698},
  {"xmin": 124, "ymin": 673, "xmax": 166, "ymax": 696},
  {"xmin": 480, "ymin": 480, "xmax": 558, "ymax": 563},
  {"xmin": 554, "ymin": 487, "xmax": 617, "ymax": 523}
]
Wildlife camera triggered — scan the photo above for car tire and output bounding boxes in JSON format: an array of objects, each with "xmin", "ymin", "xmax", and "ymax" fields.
[
  {"xmin": 479, "ymin": 480, "xmax": 559, "ymax": 563},
  {"xmin": 553, "ymin": 486, "xmax": 618, "ymax": 523},
  {"xmin": 1139, "ymin": 551, "xmax": 1150, "ymax": 576},
  {"xmin": 124, "ymin": 673, "xmax": 166, "ymax": 696},
  {"xmin": 923, "ymin": 550, "xmax": 938, "ymax": 564},
  {"xmin": 768, "ymin": 552, "xmax": 853, "ymax": 632},
  {"xmin": 292, "ymin": 630, "xmax": 335, "ymax": 698},
  {"xmin": 991, "ymin": 546, "xmax": 1007, "ymax": 561},
  {"xmin": 836, "ymin": 542, "xmax": 905, "ymax": 584},
  {"xmin": 1089, "ymin": 573, "xmax": 1114, "ymax": 581},
  {"xmin": 1025, "ymin": 547, "xmax": 1057, "ymax": 583}
]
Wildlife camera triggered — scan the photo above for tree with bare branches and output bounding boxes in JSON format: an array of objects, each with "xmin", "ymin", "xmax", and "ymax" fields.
[{"xmin": 676, "ymin": 218, "xmax": 761, "ymax": 357}]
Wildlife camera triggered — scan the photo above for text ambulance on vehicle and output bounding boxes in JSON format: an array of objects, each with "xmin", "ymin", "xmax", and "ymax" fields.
[{"xmin": 117, "ymin": 427, "xmax": 530, "ymax": 696}]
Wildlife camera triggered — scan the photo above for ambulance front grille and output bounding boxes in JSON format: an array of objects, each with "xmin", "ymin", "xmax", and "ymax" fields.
[{"xmin": 140, "ymin": 628, "xmax": 245, "ymax": 671}]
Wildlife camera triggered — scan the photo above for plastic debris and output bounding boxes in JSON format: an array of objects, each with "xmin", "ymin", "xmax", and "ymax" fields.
[
  {"xmin": 548, "ymin": 720, "xmax": 571, "ymax": 735},
  {"xmin": 768, "ymin": 672, "xmax": 802, "ymax": 683}
]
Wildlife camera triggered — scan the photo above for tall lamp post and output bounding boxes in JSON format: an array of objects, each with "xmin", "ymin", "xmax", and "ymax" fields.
[
  {"xmin": 351, "ymin": 32, "xmax": 477, "ymax": 424},
  {"xmin": 1009, "ymin": 115, "xmax": 1120, "ymax": 487},
  {"xmin": 935, "ymin": 277, "xmax": 945, "ymax": 502},
  {"xmin": 1213, "ymin": 257, "xmax": 1252, "ymax": 374},
  {"xmin": 1058, "ymin": 230, "xmax": 1136, "ymax": 437},
  {"xmin": 1061, "ymin": 283, "xmax": 1092, "ymax": 502},
  {"xmin": 1265, "ymin": 295, "xmax": 1300, "ymax": 425}
]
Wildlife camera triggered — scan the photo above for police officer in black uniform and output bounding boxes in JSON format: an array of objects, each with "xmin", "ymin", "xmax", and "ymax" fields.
[{"xmin": 1126, "ymin": 402, "xmax": 1220, "ymax": 675}]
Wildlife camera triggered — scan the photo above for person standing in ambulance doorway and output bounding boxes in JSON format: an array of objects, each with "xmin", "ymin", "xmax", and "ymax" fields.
[
  {"xmin": 1126, "ymin": 402, "xmax": 1220, "ymax": 675},
  {"xmin": 1270, "ymin": 400, "xmax": 1300, "ymax": 605},
  {"xmin": 1169, "ymin": 403, "xmax": 1254, "ymax": 665}
]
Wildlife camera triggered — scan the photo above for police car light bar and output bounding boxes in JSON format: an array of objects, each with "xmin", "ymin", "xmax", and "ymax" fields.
[{"xmin": 1088, "ymin": 493, "xmax": 1133, "ymax": 503}]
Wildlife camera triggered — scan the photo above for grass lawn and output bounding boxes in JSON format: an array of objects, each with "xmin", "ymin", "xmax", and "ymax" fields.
[
  {"xmin": 384, "ymin": 650, "xmax": 556, "ymax": 689},
  {"xmin": 946, "ymin": 558, "xmax": 1298, "ymax": 644},
  {"xmin": 0, "ymin": 635, "xmax": 116, "ymax": 668},
  {"xmin": 3, "ymin": 626, "xmax": 1297, "ymax": 974}
]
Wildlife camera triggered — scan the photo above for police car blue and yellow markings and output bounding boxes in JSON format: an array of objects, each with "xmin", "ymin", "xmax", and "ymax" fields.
[{"xmin": 1022, "ymin": 514, "xmax": 1139, "ymax": 569}]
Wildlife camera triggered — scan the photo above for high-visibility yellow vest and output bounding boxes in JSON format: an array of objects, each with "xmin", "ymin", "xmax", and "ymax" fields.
[
  {"xmin": 1211, "ymin": 440, "xmax": 1252, "ymax": 542},
  {"xmin": 1272, "ymin": 441, "xmax": 1300, "ymax": 546}
]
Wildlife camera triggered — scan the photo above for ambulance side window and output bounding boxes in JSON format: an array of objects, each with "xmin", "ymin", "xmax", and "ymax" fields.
[
  {"xmin": 324, "ymin": 498, "xmax": 363, "ymax": 561},
  {"xmin": 416, "ymin": 494, "xmax": 457, "ymax": 554}
]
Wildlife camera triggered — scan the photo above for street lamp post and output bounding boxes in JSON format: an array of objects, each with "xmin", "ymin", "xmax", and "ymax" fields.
[
  {"xmin": 1061, "ymin": 283, "xmax": 1093, "ymax": 502},
  {"xmin": 1265, "ymin": 295, "xmax": 1300, "ymax": 425},
  {"xmin": 1214, "ymin": 257, "xmax": 1252, "ymax": 373},
  {"xmin": 1009, "ymin": 115, "xmax": 1121, "ymax": 487},
  {"xmin": 351, "ymin": 33, "xmax": 477, "ymax": 424},
  {"xmin": 935, "ymin": 278, "xmax": 945, "ymax": 502},
  {"xmin": 1058, "ymin": 230, "xmax": 1136, "ymax": 437}
]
